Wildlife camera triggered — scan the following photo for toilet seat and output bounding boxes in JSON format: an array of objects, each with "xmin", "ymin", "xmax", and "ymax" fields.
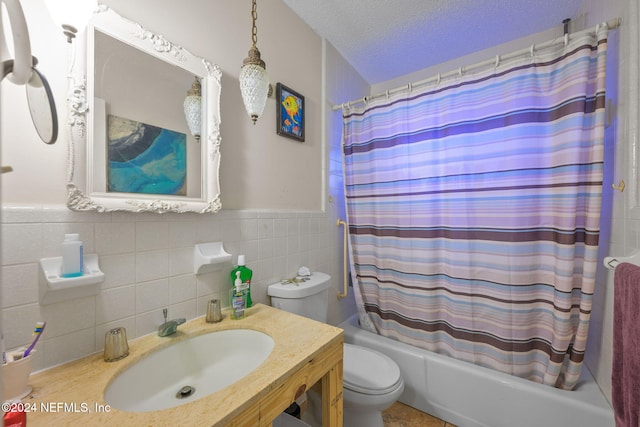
[{"xmin": 343, "ymin": 343, "xmax": 402, "ymax": 395}]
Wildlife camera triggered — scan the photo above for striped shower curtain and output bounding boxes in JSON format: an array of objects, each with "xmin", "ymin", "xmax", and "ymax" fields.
[{"xmin": 342, "ymin": 27, "xmax": 608, "ymax": 390}]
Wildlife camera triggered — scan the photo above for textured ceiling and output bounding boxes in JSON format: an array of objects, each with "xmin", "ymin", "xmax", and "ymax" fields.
[{"xmin": 282, "ymin": 0, "xmax": 584, "ymax": 84}]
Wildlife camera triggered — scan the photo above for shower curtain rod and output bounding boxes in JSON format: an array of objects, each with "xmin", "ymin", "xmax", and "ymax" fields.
[{"xmin": 333, "ymin": 18, "xmax": 621, "ymax": 112}]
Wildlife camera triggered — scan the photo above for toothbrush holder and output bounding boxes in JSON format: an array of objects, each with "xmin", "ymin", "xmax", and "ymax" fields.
[
  {"xmin": 104, "ymin": 327, "xmax": 129, "ymax": 362},
  {"xmin": 2, "ymin": 351, "xmax": 33, "ymax": 400}
]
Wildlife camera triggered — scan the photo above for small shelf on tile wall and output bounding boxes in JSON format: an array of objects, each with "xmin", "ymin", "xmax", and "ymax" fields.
[
  {"xmin": 38, "ymin": 254, "xmax": 105, "ymax": 305},
  {"xmin": 194, "ymin": 242, "xmax": 232, "ymax": 275}
]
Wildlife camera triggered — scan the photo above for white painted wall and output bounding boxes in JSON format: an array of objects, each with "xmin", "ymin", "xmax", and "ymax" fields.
[
  {"xmin": 324, "ymin": 40, "xmax": 369, "ymax": 323},
  {"xmin": 1, "ymin": 0, "xmax": 324, "ymax": 211}
]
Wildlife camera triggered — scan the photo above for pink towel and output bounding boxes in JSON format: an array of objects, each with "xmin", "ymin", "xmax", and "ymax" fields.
[{"xmin": 613, "ymin": 262, "xmax": 640, "ymax": 427}]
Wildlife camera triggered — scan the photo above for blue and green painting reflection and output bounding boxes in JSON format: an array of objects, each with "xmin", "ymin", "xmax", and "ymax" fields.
[{"xmin": 107, "ymin": 115, "xmax": 186, "ymax": 195}]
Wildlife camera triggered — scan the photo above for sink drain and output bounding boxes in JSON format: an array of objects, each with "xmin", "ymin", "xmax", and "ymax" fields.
[{"xmin": 176, "ymin": 385, "xmax": 196, "ymax": 399}]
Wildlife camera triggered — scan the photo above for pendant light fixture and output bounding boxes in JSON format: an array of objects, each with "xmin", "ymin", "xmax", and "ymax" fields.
[
  {"xmin": 183, "ymin": 77, "xmax": 201, "ymax": 142},
  {"xmin": 239, "ymin": 0, "xmax": 270, "ymax": 124}
]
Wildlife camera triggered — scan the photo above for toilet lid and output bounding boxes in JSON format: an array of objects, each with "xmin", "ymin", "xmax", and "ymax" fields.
[{"xmin": 343, "ymin": 343, "xmax": 402, "ymax": 395}]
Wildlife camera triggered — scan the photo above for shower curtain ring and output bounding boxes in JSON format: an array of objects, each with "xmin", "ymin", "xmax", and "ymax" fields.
[{"xmin": 495, "ymin": 55, "xmax": 500, "ymax": 68}]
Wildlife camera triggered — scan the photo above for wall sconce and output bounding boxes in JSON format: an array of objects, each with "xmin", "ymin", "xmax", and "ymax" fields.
[
  {"xmin": 44, "ymin": 0, "xmax": 98, "ymax": 43},
  {"xmin": 239, "ymin": 0, "xmax": 270, "ymax": 124},
  {"xmin": 183, "ymin": 77, "xmax": 201, "ymax": 142}
]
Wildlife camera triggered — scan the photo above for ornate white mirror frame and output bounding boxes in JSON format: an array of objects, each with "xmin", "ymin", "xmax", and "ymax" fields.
[{"xmin": 66, "ymin": 6, "xmax": 222, "ymax": 213}]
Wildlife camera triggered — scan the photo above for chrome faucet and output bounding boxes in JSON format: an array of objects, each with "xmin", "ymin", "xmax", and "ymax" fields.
[{"xmin": 158, "ymin": 308, "xmax": 186, "ymax": 337}]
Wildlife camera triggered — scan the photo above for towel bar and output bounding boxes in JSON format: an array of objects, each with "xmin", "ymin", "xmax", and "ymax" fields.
[
  {"xmin": 603, "ymin": 251, "xmax": 640, "ymax": 270},
  {"xmin": 337, "ymin": 219, "xmax": 348, "ymax": 299}
]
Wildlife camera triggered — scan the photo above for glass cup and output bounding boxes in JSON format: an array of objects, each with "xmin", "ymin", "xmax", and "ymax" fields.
[
  {"xmin": 104, "ymin": 327, "xmax": 129, "ymax": 362},
  {"xmin": 206, "ymin": 299, "xmax": 222, "ymax": 323}
]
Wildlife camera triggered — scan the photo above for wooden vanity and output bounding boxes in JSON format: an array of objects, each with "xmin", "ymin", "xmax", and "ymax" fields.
[{"xmin": 21, "ymin": 304, "xmax": 344, "ymax": 426}]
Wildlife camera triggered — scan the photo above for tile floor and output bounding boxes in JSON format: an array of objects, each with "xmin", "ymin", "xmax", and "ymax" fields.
[{"xmin": 382, "ymin": 402, "xmax": 458, "ymax": 427}]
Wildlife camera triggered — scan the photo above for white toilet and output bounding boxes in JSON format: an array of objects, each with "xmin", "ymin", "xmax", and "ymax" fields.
[{"xmin": 268, "ymin": 272, "xmax": 404, "ymax": 427}]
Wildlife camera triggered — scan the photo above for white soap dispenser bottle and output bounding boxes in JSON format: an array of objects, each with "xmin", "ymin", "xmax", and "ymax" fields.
[{"xmin": 61, "ymin": 233, "xmax": 83, "ymax": 277}]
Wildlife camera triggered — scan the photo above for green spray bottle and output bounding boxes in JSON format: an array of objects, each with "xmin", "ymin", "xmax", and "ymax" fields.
[{"xmin": 230, "ymin": 255, "xmax": 253, "ymax": 308}]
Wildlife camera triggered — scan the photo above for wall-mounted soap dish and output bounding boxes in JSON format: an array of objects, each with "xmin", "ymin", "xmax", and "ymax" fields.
[
  {"xmin": 39, "ymin": 254, "xmax": 105, "ymax": 305},
  {"xmin": 194, "ymin": 242, "xmax": 232, "ymax": 275}
]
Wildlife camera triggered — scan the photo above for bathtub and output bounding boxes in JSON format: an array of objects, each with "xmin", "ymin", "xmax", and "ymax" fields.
[{"xmin": 339, "ymin": 314, "xmax": 614, "ymax": 427}]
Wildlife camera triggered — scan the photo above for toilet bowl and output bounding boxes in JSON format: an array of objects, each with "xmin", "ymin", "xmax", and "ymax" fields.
[
  {"xmin": 342, "ymin": 343, "xmax": 404, "ymax": 427},
  {"xmin": 301, "ymin": 343, "xmax": 404, "ymax": 427},
  {"xmin": 267, "ymin": 272, "xmax": 404, "ymax": 427}
]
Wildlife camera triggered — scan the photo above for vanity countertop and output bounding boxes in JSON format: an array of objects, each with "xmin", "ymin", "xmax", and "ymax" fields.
[{"xmin": 21, "ymin": 304, "xmax": 344, "ymax": 426}]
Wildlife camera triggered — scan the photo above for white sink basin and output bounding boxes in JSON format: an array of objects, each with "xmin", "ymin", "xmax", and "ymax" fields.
[{"xmin": 104, "ymin": 329, "xmax": 274, "ymax": 412}]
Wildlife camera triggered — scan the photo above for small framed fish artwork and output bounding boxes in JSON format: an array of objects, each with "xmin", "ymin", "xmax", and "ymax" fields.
[{"xmin": 276, "ymin": 83, "xmax": 305, "ymax": 142}]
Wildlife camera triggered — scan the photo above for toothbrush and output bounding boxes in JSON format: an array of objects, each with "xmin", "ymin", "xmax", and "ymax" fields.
[{"xmin": 23, "ymin": 321, "xmax": 46, "ymax": 358}]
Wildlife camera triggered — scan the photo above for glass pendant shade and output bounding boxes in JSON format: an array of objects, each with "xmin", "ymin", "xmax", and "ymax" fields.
[
  {"xmin": 240, "ymin": 0, "xmax": 269, "ymax": 124},
  {"xmin": 183, "ymin": 78, "xmax": 201, "ymax": 141},
  {"xmin": 239, "ymin": 47, "xmax": 270, "ymax": 124},
  {"xmin": 44, "ymin": 0, "xmax": 98, "ymax": 42}
]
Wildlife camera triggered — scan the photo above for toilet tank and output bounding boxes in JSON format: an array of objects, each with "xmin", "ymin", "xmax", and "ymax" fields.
[{"xmin": 267, "ymin": 272, "xmax": 331, "ymax": 323}]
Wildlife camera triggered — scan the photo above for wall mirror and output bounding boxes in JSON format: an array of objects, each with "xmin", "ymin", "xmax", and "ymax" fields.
[{"xmin": 66, "ymin": 6, "xmax": 222, "ymax": 213}]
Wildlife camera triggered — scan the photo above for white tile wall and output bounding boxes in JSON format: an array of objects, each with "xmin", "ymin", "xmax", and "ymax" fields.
[{"xmin": 1, "ymin": 204, "xmax": 354, "ymax": 372}]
